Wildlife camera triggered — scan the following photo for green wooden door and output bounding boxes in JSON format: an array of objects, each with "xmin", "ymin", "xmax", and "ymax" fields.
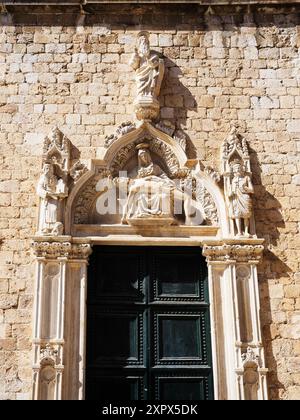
[{"xmin": 86, "ymin": 246, "xmax": 214, "ymax": 400}]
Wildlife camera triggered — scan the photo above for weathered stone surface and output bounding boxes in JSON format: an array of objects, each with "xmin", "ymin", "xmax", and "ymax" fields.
[
  {"xmin": 0, "ymin": 294, "xmax": 18, "ymax": 310},
  {"xmin": 0, "ymin": 3, "xmax": 299, "ymax": 400}
]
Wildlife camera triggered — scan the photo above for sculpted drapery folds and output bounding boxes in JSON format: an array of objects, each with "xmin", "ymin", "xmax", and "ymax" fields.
[
  {"xmin": 130, "ymin": 32, "xmax": 164, "ymax": 99},
  {"xmin": 130, "ymin": 32, "xmax": 165, "ymax": 121},
  {"xmin": 221, "ymin": 125, "xmax": 254, "ymax": 237},
  {"xmin": 118, "ymin": 143, "xmax": 176, "ymax": 224},
  {"xmin": 36, "ymin": 127, "xmax": 87, "ymax": 236},
  {"xmin": 37, "ymin": 162, "xmax": 67, "ymax": 235},
  {"xmin": 114, "ymin": 143, "xmax": 205, "ymax": 226},
  {"xmin": 228, "ymin": 160, "xmax": 254, "ymax": 237}
]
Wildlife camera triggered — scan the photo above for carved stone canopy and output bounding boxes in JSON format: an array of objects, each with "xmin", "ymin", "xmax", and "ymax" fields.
[
  {"xmin": 70, "ymin": 122, "xmax": 221, "ymax": 229},
  {"xmin": 221, "ymin": 125, "xmax": 251, "ymax": 175}
]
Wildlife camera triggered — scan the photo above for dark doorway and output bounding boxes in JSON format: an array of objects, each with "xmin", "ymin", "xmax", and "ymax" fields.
[{"xmin": 86, "ymin": 246, "xmax": 214, "ymax": 400}]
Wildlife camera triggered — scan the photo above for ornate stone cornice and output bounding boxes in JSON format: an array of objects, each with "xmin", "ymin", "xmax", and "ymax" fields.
[
  {"xmin": 31, "ymin": 239, "xmax": 92, "ymax": 260},
  {"xmin": 203, "ymin": 243, "xmax": 264, "ymax": 263}
]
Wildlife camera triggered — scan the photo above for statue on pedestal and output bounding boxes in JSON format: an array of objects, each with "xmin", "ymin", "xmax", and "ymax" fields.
[
  {"xmin": 37, "ymin": 162, "xmax": 68, "ymax": 235},
  {"xmin": 228, "ymin": 160, "xmax": 254, "ymax": 237},
  {"xmin": 130, "ymin": 32, "xmax": 164, "ymax": 121}
]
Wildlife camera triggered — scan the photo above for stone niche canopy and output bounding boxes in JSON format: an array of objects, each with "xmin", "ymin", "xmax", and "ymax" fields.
[{"xmin": 68, "ymin": 121, "xmax": 222, "ymax": 235}]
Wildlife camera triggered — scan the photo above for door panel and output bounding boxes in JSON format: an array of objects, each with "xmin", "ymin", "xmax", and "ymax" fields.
[
  {"xmin": 86, "ymin": 246, "xmax": 213, "ymax": 400},
  {"xmin": 87, "ymin": 376, "xmax": 143, "ymax": 401},
  {"xmin": 155, "ymin": 314, "xmax": 202, "ymax": 360},
  {"xmin": 87, "ymin": 311, "xmax": 144, "ymax": 366},
  {"xmin": 156, "ymin": 376, "xmax": 208, "ymax": 400}
]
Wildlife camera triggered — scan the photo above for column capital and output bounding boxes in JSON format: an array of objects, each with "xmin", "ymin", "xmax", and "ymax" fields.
[
  {"xmin": 31, "ymin": 236, "xmax": 92, "ymax": 260},
  {"xmin": 203, "ymin": 241, "xmax": 264, "ymax": 263}
]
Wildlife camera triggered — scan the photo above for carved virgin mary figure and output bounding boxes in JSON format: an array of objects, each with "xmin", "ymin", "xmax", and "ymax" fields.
[
  {"xmin": 228, "ymin": 160, "xmax": 254, "ymax": 236},
  {"xmin": 117, "ymin": 143, "xmax": 205, "ymax": 226},
  {"xmin": 120, "ymin": 143, "xmax": 176, "ymax": 225}
]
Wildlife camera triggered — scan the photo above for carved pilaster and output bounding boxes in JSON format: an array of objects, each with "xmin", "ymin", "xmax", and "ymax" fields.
[
  {"xmin": 202, "ymin": 240, "xmax": 267, "ymax": 400},
  {"xmin": 31, "ymin": 238, "xmax": 92, "ymax": 400}
]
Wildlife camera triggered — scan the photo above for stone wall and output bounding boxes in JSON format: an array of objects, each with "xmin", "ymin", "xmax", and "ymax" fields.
[{"xmin": 0, "ymin": 4, "xmax": 299, "ymax": 400}]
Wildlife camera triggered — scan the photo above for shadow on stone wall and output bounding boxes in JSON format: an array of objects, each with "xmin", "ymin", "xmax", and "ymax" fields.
[
  {"xmin": 250, "ymin": 148, "xmax": 292, "ymax": 400},
  {"xmin": 2, "ymin": 4, "xmax": 299, "ymax": 30},
  {"xmin": 160, "ymin": 56, "xmax": 198, "ymax": 159}
]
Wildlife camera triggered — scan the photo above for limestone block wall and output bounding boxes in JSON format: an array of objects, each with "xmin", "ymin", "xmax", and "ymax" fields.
[{"xmin": 0, "ymin": 3, "xmax": 299, "ymax": 400}]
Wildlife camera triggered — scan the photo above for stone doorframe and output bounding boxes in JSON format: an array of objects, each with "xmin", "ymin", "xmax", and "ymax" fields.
[
  {"xmin": 31, "ymin": 235, "xmax": 268, "ymax": 400},
  {"xmin": 31, "ymin": 122, "xmax": 268, "ymax": 400}
]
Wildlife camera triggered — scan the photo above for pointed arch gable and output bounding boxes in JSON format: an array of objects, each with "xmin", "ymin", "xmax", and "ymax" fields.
[{"xmin": 64, "ymin": 123, "xmax": 229, "ymax": 237}]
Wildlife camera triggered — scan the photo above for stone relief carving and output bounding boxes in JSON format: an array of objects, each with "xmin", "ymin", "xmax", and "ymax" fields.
[
  {"xmin": 105, "ymin": 121, "xmax": 136, "ymax": 148},
  {"xmin": 113, "ymin": 142, "xmax": 204, "ymax": 226},
  {"xmin": 203, "ymin": 244, "xmax": 264, "ymax": 263},
  {"xmin": 236, "ymin": 265, "xmax": 251, "ymax": 280},
  {"xmin": 130, "ymin": 31, "xmax": 164, "ymax": 121},
  {"xmin": 221, "ymin": 125, "xmax": 250, "ymax": 172},
  {"xmin": 32, "ymin": 240, "xmax": 92, "ymax": 260},
  {"xmin": 72, "ymin": 134, "xmax": 220, "ymax": 227},
  {"xmin": 221, "ymin": 125, "xmax": 254, "ymax": 237},
  {"xmin": 155, "ymin": 121, "xmax": 175, "ymax": 137},
  {"xmin": 37, "ymin": 127, "xmax": 87, "ymax": 236},
  {"xmin": 194, "ymin": 180, "xmax": 219, "ymax": 226},
  {"xmin": 40, "ymin": 343, "xmax": 59, "ymax": 365},
  {"xmin": 69, "ymin": 160, "xmax": 88, "ymax": 183},
  {"xmin": 110, "ymin": 137, "xmax": 180, "ymax": 176},
  {"xmin": 241, "ymin": 347, "xmax": 260, "ymax": 401},
  {"xmin": 205, "ymin": 166, "xmax": 221, "ymax": 183},
  {"xmin": 242, "ymin": 347, "xmax": 260, "ymax": 367},
  {"xmin": 42, "ymin": 127, "xmax": 70, "ymax": 171}
]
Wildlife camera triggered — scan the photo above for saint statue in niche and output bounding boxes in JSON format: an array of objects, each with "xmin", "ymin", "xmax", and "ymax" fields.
[
  {"xmin": 228, "ymin": 160, "xmax": 254, "ymax": 237},
  {"xmin": 130, "ymin": 32, "xmax": 165, "ymax": 120},
  {"xmin": 37, "ymin": 162, "xmax": 68, "ymax": 235},
  {"xmin": 116, "ymin": 143, "xmax": 204, "ymax": 226}
]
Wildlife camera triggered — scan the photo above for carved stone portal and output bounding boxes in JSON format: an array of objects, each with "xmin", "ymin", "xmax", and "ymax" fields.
[{"xmin": 31, "ymin": 46, "xmax": 267, "ymax": 401}]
